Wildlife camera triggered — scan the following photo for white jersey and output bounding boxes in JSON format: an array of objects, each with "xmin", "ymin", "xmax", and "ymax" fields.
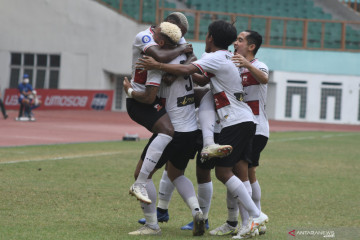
[
  {"xmin": 158, "ymin": 54, "xmax": 197, "ymax": 132},
  {"xmin": 240, "ymin": 59, "xmax": 269, "ymax": 137},
  {"xmin": 192, "ymin": 50, "xmax": 256, "ymax": 128},
  {"xmin": 130, "ymin": 27, "xmax": 186, "ymax": 92}
]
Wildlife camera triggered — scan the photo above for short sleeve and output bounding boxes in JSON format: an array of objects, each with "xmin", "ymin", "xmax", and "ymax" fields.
[
  {"xmin": 146, "ymin": 70, "xmax": 162, "ymax": 87},
  {"xmin": 191, "ymin": 52, "xmax": 221, "ymax": 75},
  {"xmin": 257, "ymin": 62, "xmax": 269, "ymax": 76},
  {"xmin": 133, "ymin": 31, "xmax": 158, "ymax": 53}
]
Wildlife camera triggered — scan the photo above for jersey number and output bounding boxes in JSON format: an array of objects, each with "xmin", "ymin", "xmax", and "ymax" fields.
[{"xmin": 180, "ymin": 60, "xmax": 192, "ymax": 91}]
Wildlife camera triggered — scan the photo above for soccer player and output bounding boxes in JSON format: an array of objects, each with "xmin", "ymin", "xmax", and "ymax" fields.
[
  {"xmin": 126, "ymin": 21, "xmax": 184, "ymax": 205},
  {"xmin": 136, "ymin": 20, "xmax": 269, "ymax": 238},
  {"xmin": 209, "ymin": 30, "xmax": 270, "ymax": 238},
  {"xmin": 126, "ymin": 12, "xmax": 196, "ymax": 205},
  {"xmin": 126, "ymin": 22, "xmax": 205, "ymax": 236}
]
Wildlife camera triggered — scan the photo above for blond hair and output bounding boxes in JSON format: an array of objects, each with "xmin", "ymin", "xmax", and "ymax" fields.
[{"xmin": 159, "ymin": 22, "xmax": 182, "ymax": 44}]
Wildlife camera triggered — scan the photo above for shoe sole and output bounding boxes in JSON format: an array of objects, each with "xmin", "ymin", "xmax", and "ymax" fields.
[
  {"xmin": 201, "ymin": 146, "xmax": 233, "ymax": 161},
  {"xmin": 129, "ymin": 190, "xmax": 152, "ymax": 204}
]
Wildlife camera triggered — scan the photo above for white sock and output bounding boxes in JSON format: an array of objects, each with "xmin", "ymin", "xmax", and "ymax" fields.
[
  {"xmin": 251, "ymin": 180, "xmax": 261, "ymax": 212},
  {"xmin": 198, "ymin": 90, "xmax": 216, "ymax": 147},
  {"xmin": 172, "ymin": 175, "xmax": 201, "ymax": 217},
  {"xmin": 198, "ymin": 182, "xmax": 213, "ymax": 220},
  {"xmin": 225, "ymin": 176, "xmax": 260, "ymax": 218},
  {"xmin": 141, "ymin": 179, "xmax": 159, "ymax": 228},
  {"xmin": 239, "ymin": 181, "xmax": 252, "ymax": 227},
  {"xmin": 226, "ymin": 188, "xmax": 239, "ymax": 222},
  {"xmin": 136, "ymin": 133, "xmax": 172, "ymax": 184},
  {"xmin": 157, "ymin": 170, "xmax": 175, "ymax": 210}
]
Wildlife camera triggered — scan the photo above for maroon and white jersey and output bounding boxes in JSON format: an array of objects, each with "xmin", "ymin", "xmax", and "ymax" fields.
[
  {"xmin": 192, "ymin": 51, "xmax": 255, "ymax": 128},
  {"xmin": 240, "ymin": 59, "xmax": 269, "ymax": 137},
  {"xmin": 158, "ymin": 54, "xmax": 197, "ymax": 132},
  {"xmin": 130, "ymin": 27, "xmax": 186, "ymax": 93}
]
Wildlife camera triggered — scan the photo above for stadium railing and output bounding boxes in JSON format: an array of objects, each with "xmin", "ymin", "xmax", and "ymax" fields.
[
  {"xmin": 96, "ymin": 0, "xmax": 360, "ymax": 52},
  {"xmin": 340, "ymin": 0, "xmax": 360, "ymax": 13}
]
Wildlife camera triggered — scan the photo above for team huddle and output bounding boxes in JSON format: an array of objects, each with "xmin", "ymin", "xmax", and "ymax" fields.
[{"xmin": 123, "ymin": 12, "xmax": 270, "ymax": 239}]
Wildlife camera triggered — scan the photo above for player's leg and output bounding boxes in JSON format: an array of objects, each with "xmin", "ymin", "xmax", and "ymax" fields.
[
  {"xmin": 167, "ymin": 131, "xmax": 205, "ymax": 236},
  {"xmin": 233, "ymin": 145, "xmax": 253, "ymax": 232},
  {"xmin": 134, "ymin": 113, "xmax": 173, "ymax": 185},
  {"xmin": 214, "ymin": 123, "xmax": 268, "ymax": 238},
  {"xmin": 156, "ymin": 163, "xmax": 173, "ymax": 220},
  {"xmin": 167, "ymin": 161, "xmax": 205, "ymax": 236},
  {"xmin": 181, "ymin": 130, "xmax": 212, "ymax": 231},
  {"xmin": 249, "ymin": 135, "xmax": 268, "ymax": 235},
  {"xmin": 129, "ymin": 163, "xmax": 162, "ymax": 235},
  {"xmin": 138, "ymin": 163, "xmax": 173, "ymax": 225},
  {"xmin": 210, "ymin": 188, "xmax": 239, "ymax": 236},
  {"xmin": 195, "ymin": 88, "xmax": 232, "ymax": 161},
  {"xmin": 130, "ymin": 143, "xmax": 169, "ymax": 236},
  {"xmin": 181, "ymin": 166, "xmax": 212, "ymax": 231},
  {"xmin": 127, "ymin": 98, "xmax": 174, "ymax": 204}
]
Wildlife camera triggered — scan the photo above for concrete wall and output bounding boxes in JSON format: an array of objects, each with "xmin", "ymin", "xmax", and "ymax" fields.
[
  {"xmin": 270, "ymin": 71, "xmax": 360, "ymax": 124},
  {"xmin": 0, "ymin": 0, "xmax": 148, "ymax": 92}
]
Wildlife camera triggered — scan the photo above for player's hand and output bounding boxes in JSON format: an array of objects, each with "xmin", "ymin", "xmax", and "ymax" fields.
[
  {"xmin": 123, "ymin": 77, "xmax": 131, "ymax": 93},
  {"xmin": 136, "ymin": 56, "xmax": 161, "ymax": 70},
  {"xmin": 232, "ymin": 54, "xmax": 250, "ymax": 68},
  {"xmin": 162, "ymin": 73, "xmax": 177, "ymax": 86},
  {"xmin": 180, "ymin": 43, "xmax": 193, "ymax": 54}
]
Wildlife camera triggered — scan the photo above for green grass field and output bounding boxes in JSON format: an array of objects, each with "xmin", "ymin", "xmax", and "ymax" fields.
[{"xmin": 1, "ymin": 131, "xmax": 360, "ymax": 240}]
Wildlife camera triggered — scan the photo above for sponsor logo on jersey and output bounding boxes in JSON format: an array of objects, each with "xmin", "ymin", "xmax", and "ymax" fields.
[
  {"xmin": 234, "ymin": 92, "xmax": 244, "ymax": 102},
  {"xmin": 177, "ymin": 94, "xmax": 195, "ymax": 107},
  {"xmin": 142, "ymin": 35, "xmax": 151, "ymax": 43},
  {"xmin": 91, "ymin": 93, "xmax": 109, "ymax": 110},
  {"xmin": 154, "ymin": 104, "xmax": 163, "ymax": 112}
]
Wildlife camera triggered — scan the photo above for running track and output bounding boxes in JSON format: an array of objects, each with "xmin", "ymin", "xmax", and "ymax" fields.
[{"xmin": 1, "ymin": 110, "xmax": 360, "ymax": 147}]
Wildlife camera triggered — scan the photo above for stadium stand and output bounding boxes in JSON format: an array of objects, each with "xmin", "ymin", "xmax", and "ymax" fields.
[{"xmin": 99, "ymin": 0, "xmax": 360, "ymax": 50}]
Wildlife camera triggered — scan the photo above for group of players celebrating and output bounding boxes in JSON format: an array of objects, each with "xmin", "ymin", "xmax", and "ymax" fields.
[{"xmin": 123, "ymin": 12, "xmax": 270, "ymax": 239}]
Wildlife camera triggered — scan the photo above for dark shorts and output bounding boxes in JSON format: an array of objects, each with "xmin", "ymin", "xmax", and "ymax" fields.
[
  {"xmin": 141, "ymin": 130, "xmax": 199, "ymax": 171},
  {"xmin": 126, "ymin": 97, "xmax": 167, "ymax": 132},
  {"xmin": 248, "ymin": 135, "xmax": 268, "ymax": 168},
  {"xmin": 200, "ymin": 121, "xmax": 256, "ymax": 169}
]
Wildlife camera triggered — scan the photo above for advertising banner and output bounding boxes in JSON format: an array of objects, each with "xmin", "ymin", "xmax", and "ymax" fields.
[{"xmin": 4, "ymin": 88, "xmax": 114, "ymax": 111}]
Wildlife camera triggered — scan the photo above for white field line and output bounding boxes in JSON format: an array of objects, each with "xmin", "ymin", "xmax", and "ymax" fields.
[
  {"xmin": 268, "ymin": 132, "xmax": 359, "ymax": 143},
  {"xmin": 1, "ymin": 133, "xmax": 358, "ymax": 164},
  {"xmin": 0, "ymin": 151, "xmax": 132, "ymax": 165}
]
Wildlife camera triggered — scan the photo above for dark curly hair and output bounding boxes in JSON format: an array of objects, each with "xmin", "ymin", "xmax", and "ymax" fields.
[{"xmin": 208, "ymin": 20, "xmax": 237, "ymax": 49}]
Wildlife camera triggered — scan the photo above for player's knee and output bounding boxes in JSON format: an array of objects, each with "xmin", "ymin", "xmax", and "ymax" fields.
[
  {"xmin": 162, "ymin": 125, "xmax": 174, "ymax": 137},
  {"xmin": 214, "ymin": 169, "xmax": 231, "ymax": 184},
  {"xmin": 248, "ymin": 167, "xmax": 257, "ymax": 183},
  {"xmin": 196, "ymin": 168, "xmax": 211, "ymax": 183}
]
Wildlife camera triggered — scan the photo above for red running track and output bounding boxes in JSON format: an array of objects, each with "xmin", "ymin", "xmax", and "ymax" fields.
[{"xmin": 1, "ymin": 110, "xmax": 360, "ymax": 147}]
